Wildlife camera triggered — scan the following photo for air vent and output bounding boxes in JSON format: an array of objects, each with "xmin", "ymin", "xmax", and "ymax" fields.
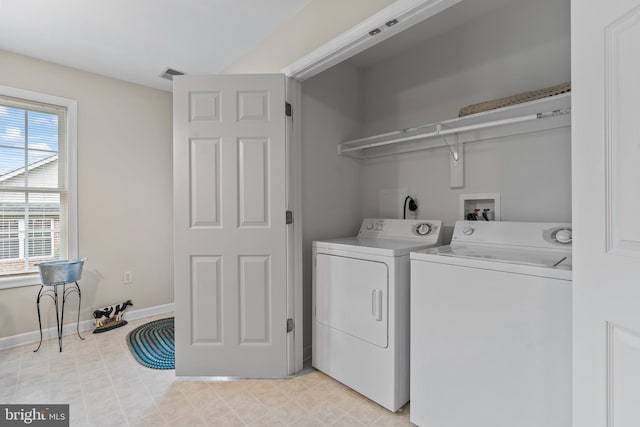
[{"xmin": 160, "ymin": 68, "xmax": 185, "ymax": 81}]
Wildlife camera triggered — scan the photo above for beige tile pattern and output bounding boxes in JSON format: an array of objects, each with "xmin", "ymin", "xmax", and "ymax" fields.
[{"xmin": 0, "ymin": 315, "xmax": 414, "ymax": 426}]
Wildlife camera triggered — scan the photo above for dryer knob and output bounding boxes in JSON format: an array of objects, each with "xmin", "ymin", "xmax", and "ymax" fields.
[
  {"xmin": 375, "ymin": 223, "xmax": 383, "ymax": 231},
  {"xmin": 555, "ymin": 228, "xmax": 572, "ymax": 244},
  {"xmin": 462, "ymin": 226, "xmax": 474, "ymax": 236},
  {"xmin": 366, "ymin": 223, "xmax": 374, "ymax": 231},
  {"xmin": 416, "ymin": 223, "xmax": 432, "ymax": 236}
]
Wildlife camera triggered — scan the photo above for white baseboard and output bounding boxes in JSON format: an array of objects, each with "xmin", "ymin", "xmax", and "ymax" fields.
[
  {"xmin": 0, "ymin": 302, "xmax": 174, "ymax": 351},
  {"xmin": 121, "ymin": 302, "xmax": 174, "ymax": 322}
]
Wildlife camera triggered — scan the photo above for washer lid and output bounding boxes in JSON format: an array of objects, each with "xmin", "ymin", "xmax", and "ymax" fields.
[
  {"xmin": 433, "ymin": 245, "xmax": 571, "ymax": 268},
  {"xmin": 313, "ymin": 236, "xmax": 439, "ymax": 256},
  {"xmin": 411, "ymin": 244, "xmax": 572, "ymax": 280}
]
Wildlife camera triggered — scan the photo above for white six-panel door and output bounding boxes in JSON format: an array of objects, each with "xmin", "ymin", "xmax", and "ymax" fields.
[
  {"xmin": 572, "ymin": 1, "xmax": 640, "ymax": 425},
  {"xmin": 173, "ymin": 74, "xmax": 288, "ymax": 377}
]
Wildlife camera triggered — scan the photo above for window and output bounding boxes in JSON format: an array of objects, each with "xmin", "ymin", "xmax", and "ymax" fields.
[{"xmin": 0, "ymin": 87, "xmax": 77, "ymax": 286}]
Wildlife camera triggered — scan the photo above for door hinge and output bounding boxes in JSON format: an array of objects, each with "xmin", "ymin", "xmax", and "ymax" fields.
[
  {"xmin": 285, "ymin": 102, "xmax": 292, "ymax": 117},
  {"xmin": 286, "ymin": 318, "xmax": 295, "ymax": 333},
  {"xmin": 286, "ymin": 210, "xmax": 293, "ymax": 224}
]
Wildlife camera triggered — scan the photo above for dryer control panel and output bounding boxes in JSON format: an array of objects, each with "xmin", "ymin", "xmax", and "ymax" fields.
[{"xmin": 358, "ymin": 218, "xmax": 442, "ymax": 242}]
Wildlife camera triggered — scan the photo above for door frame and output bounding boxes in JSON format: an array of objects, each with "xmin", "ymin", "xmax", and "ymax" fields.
[{"xmin": 286, "ymin": 79, "xmax": 304, "ymax": 374}]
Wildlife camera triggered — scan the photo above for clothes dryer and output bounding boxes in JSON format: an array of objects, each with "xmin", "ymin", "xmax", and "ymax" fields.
[
  {"xmin": 313, "ymin": 218, "xmax": 442, "ymax": 412},
  {"xmin": 410, "ymin": 220, "xmax": 572, "ymax": 427}
]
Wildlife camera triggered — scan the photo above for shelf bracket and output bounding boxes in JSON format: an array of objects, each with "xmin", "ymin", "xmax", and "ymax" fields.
[
  {"xmin": 449, "ymin": 137, "xmax": 464, "ymax": 188},
  {"xmin": 437, "ymin": 124, "xmax": 464, "ymax": 188}
]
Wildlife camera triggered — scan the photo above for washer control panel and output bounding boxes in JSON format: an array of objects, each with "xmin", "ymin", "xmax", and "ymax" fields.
[
  {"xmin": 462, "ymin": 226, "xmax": 475, "ymax": 236},
  {"xmin": 358, "ymin": 218, "xmax": 442, "ymax": 240},
  {"xmin": 451, "ymin": 221, "xmax": 573, "ymax": 249},
  {"xmin": 548, "ymin": 227, "xmax": 572, "ymax": 245}
]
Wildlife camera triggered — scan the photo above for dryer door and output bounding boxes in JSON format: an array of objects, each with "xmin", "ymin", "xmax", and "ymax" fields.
[{"xmin": 315, "ymin": 253, "xmax": 388, "ymax": 348}]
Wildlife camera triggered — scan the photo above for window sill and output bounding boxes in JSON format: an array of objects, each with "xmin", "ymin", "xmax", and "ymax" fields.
[{"xmin": 0, "ymin": 274, "xmax": 41, "ymax": 290}]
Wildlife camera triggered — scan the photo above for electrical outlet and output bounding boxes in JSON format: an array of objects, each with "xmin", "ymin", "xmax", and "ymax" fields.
[{"xmin": 123, "ymin": 271, "xmax": 133, "ymax": 284}]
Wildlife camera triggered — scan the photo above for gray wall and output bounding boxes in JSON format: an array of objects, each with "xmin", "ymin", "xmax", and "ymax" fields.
[
  {"xmin": 359, "ymin": 0, "xmax": 572, "ymax": 233},
  {"xmin": 301, "ymin": 62, "xmax": 364, "ymax": 356},
  {"xmin": 361, "ymin": 0, "xmax": 571, "ymax": 134}
]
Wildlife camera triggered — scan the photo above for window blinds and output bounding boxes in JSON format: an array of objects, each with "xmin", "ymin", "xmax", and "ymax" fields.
[{"xmin": 0, "ymin": 95, "xmax": 67, "ymax": 275}]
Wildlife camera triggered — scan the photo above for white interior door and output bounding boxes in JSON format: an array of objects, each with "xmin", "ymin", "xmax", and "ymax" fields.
[
  {"xmin": 173, "ymin": 74, "xmax": 288, "ymax": 377},
  {"xmin": 572, "ymin": 1, "xmax": 640, "ymax": 425}
]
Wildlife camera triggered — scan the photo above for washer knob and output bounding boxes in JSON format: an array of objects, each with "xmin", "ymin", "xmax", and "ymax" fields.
[
  {"xmin": 416, "ymin": 223, "xmax": 432, "ymax": 236},
  {"xmin": 555, "ymin": 228, "xmax": 572, "ymax": 244},
  {"xmin": 462, "ymin": 226, "xmax": 474, "ymax": 236},
  {"xmin": 375, "ymin": 223, "xmax": 383, "ymax": 231},
  {"xmin": 366, "ymin": 223, "xmax": 374, "ymax": 231}
]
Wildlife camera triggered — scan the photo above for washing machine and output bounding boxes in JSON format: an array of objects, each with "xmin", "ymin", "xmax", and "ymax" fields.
[
  {"xmin": 410, "ymin": 220, "xmax": 572, "ymax": 427},
  {"xmin": 313, "ymin": 218, "xmax": 443, "ymax": 412}
]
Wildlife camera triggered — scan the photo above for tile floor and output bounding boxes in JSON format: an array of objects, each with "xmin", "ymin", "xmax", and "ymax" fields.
[{"xmin": 0, "ymin": 314, "xmax": 413, "ymax": 426}]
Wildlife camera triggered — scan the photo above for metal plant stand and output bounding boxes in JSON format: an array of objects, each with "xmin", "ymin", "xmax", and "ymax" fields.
[{"xmin": 34, "ymin": 258, "xmax": 87, "ymax": 353}]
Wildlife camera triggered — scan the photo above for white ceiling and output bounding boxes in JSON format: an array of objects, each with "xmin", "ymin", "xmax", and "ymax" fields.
[{"xmin": 0, "ymin": 0, "xmax": 312, "ymax": 91}]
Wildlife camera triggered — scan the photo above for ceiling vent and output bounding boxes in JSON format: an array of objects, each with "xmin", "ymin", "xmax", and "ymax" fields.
[{"xmin": 160, "ymin": 68, "xmax": 185, "ymax": 81}]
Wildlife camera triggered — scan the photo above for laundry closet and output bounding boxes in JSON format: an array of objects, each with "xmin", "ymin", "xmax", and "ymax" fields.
[{"xmin": 299, "ymin": 0, "xmax": 571, "ymax": 357}]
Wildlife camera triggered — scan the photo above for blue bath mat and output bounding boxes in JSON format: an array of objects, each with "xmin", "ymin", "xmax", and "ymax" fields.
[{"xmin": 126, "ymin": 317, "xmax": 175, "ymax": 369}]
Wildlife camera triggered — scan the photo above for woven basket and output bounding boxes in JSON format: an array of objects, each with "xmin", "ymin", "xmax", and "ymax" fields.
[{"xmin": 458, "ymin": 81, "xmax": 571, "ymax": 117}]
